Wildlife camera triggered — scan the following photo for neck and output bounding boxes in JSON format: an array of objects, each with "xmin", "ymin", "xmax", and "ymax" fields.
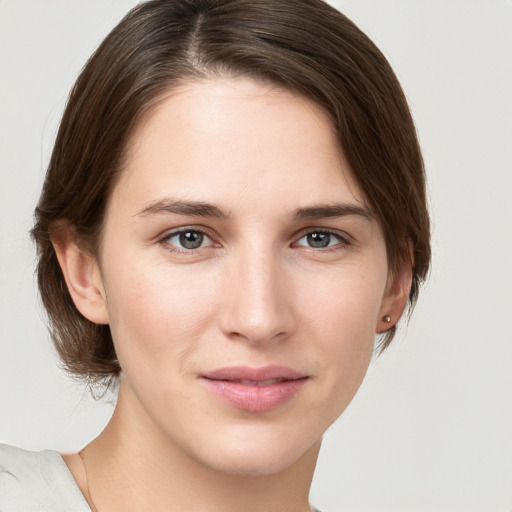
[{"xmin": 78, "ymin": 381, "xmax": 319, "ymax": 512}]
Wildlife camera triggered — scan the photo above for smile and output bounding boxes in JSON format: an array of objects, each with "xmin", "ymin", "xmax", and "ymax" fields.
[{"xmin": 201, "ymin": 366, "xmax": 309, "ymax": 413}]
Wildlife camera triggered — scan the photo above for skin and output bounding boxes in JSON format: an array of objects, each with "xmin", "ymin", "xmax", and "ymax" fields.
[{"xmin": 56, "ymin": 78, "xmax": 410, "ymax": 512}]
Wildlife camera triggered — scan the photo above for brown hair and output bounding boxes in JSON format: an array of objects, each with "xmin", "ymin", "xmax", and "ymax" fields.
[{"xmin": 32, "ymin": 0, "xmax": 430, "ymax": 384}]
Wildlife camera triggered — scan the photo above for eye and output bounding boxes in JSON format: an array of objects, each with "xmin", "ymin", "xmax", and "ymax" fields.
[
  {"xmin": 295, "ymin": 231, "xmax": 346, "ymax": 249},
  {"xmin": 162, "ymin": 229, "xmax": 214, "ymax": 250}
]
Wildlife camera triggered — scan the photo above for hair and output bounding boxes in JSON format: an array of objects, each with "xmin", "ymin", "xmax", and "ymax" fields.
[{"xmin": 32, "ymin": 0, "xmax": 430, "ymax": 384}]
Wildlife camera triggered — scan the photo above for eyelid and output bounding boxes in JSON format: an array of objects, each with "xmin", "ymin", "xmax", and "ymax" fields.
[
  {"xmin": 292, "ymin": 227, "xmax": 352, "ymax": 249},
  {"xmin": 295, "ymin": 227, "xmax": 352, "ymax": 241},
  {"xmin": 159, "ymin": 225, "xmax": 220, "ymax": 251}
]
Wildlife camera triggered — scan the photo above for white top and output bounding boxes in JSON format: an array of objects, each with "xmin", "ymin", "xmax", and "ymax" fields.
[
  {"xmin": 0, "ymin": 443, "xmax": 324, "ymax": 511},
  {"xmin": 0, "ymin": 444, "xmax": 90, "ymax": 512}
]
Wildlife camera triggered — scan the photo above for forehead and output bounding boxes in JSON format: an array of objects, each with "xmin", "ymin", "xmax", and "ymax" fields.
[{"xmin": 113, "ymin": 77, "xmax": 365, "ymax": 215}]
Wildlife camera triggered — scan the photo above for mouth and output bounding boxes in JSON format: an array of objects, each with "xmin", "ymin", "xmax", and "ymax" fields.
[
  {"xmin": 229, "ymin": 378, "xmax": 288, "ymax": 386},
  {"xmin": 200, "ymin": 366, "xmax": 309, "ymax": 413}
]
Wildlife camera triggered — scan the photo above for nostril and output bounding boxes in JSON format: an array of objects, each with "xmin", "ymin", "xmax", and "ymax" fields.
[{"xmin": 226, "ymin": 328, "xmax": 289, "ymax": 345}]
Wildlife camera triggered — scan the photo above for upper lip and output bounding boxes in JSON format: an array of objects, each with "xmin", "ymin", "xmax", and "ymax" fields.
[{"xmin": 201, "ymin": 365, "xmax": 307, "ymax": 382}]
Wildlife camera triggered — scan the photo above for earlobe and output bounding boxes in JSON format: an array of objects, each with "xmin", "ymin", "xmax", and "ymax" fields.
[
  {"xmin": 376, "ymin": 260, "xmax": 412, "ymax": 334},
  {"xmin": 52, "ymin": 228, "xmax": 109, "ymax": 325}
]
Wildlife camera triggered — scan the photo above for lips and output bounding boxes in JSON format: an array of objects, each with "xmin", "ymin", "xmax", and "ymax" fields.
[
  {"xmin": 234, "ymin": 378, "xmax": 286, "ymax": 386},
  {"xmin": 200, "ymin": 365, "xmax": 308, "ymax": 413}
]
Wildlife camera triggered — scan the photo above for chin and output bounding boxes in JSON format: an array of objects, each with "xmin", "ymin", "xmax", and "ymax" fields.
[
  {"xmin": 204, "ymin": 449, "xmax": 305, "ymax": 477},
  {"xmin": 192, "ymin": 424, "xmax": 322, "ymax": 477}
]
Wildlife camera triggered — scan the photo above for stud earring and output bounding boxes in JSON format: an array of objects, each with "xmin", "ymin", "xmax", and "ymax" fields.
[{"xmin": 383, "ymin": 315, "xmax": 391, "ymax": 323}]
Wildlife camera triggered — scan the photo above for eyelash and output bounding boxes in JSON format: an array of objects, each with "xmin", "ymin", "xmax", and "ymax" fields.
[
  {"xmin": 159, "ymin": 227, "xmax": 351, "ymax": 253},
  {"xmin": 160, "ymin": 227, "xmax": 218, "ymax": 253},
  {"xmin": 294, "ymin": 229, "xmax": 350, "ymax": 252}
]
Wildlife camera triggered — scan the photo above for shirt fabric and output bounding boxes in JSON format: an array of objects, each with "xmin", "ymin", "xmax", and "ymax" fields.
[
  {"xmin": 0, "ymin": 443, "xmax": 323, "ymax": 511},
  {"xmin": 0, "ymin": 443, "xmax": 90, "ymax": 511}
]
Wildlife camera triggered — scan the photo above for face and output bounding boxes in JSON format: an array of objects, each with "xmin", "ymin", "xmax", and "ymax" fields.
[{"xmin": 91, "ymin": 78, "xmax": 393, "ymax": 475}]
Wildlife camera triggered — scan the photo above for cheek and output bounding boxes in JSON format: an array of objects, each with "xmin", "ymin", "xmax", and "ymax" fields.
[
  {"xmin": 103, "ymin": 260, "xmax": 218, "ymax": 371},
  {"xmin": 304, "ymin": 264, "xmax": 386, "ymax": 342},
  {"xmin": 302, "ymin": 266, "xmax": 386, "ymax": 404}
]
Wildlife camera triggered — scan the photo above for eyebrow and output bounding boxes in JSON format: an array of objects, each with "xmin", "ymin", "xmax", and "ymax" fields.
[
  {"xmin": 137, "ymin": 199, "xmax": 231, "ymax": 219},
  {"xmin": 294, "ymin": 203, "xmax": 373, "ymax": 221},
  {"xmin": 136, "ymin": 199, "xmax": 373, "ymax": 222}
]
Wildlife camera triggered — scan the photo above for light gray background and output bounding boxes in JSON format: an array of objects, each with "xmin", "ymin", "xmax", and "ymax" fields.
[{"xmin": 1, "ymin": 1, "xmax": 511, "ymax": 510}]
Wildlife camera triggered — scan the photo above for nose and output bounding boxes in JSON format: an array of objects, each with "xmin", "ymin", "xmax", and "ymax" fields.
[{"xmin": 219, "ymin": 246, "xmax": 294, "ymax": 345}]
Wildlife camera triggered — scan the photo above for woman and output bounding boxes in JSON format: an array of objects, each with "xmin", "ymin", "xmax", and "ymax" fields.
[{"xmin": 0, "ymin": 0, "xmax": 430, "ymax": 510}]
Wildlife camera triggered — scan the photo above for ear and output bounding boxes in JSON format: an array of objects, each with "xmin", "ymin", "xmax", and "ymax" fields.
[
  {"xmin": 52, "ymin": 227, "xmax": 109, "ymax": 325},
  {"xmin": 376, "ymin": 256, "xmax": 413, "ymax": 334}
]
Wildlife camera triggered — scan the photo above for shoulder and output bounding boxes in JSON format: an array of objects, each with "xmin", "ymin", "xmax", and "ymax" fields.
[{"xmin": 0, "ymin": 444, "xmax": 90, "ymax": 512}]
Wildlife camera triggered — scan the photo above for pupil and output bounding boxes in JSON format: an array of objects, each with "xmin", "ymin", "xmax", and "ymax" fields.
[
  {"xmin": 307, "ymin": 232, "xmax": 330, "ymax": 248},
  {"xmin": 179, "ymin": 231, "xmax": 203, "ymax": 249}
]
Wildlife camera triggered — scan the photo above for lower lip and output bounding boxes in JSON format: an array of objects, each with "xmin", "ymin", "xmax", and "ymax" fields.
[{"xmin": 201, "ymin": 378, "xmax": 308, "ymax": 413}]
